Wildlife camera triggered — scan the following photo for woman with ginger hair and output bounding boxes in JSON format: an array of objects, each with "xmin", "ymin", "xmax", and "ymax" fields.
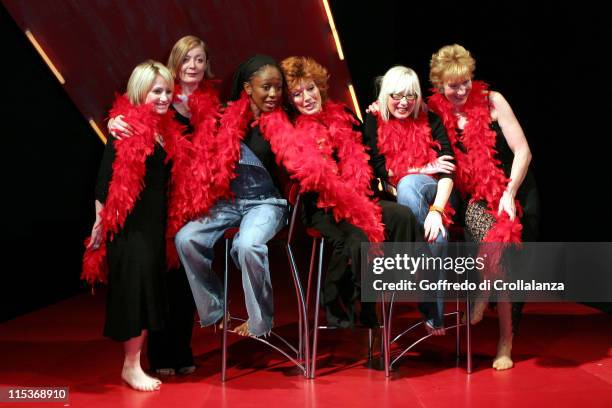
[
  {"xmin": 427, "ymin": 44, "xmax": 539, "ymax": 370},
  {"xmin": 258, "ymin": 56, "xmax": 418, "ymax": 328}
]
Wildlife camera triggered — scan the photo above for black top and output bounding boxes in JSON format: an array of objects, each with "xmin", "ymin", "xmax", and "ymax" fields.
[
  {"xmin": 363, "ymin": 111, "xmax": 454, "ymax": 181},
  {"xmin": 454, "ymin": 120, "xmax": 538, "ymax": 205},
  {"xmin": 173, "ymin": 107, "xmax": 193, "ymax": 135}
]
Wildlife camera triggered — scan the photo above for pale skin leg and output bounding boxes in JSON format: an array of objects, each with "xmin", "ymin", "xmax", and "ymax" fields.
[
  {"xmin": 470, "ymin": 294, "xmax": 489, "ymax": 325},
  {"xmin": 493, "ymin": 301, "xmax": 514, "ymax": 370},
  {"xmin": 121, "ymin": 330, "xmax": 162, "ymax": 391}
]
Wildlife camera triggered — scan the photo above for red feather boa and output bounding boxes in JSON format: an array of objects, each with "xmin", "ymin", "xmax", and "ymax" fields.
[
  {"xmin": 82, "ymin": 95, "xmax": 199, "ymax": 284},
  {"xmin": 203, "ymin": 92, "xmax": 254, "ymax": 204},
  {"xmin": 172, "ymin": 80, "xmax": 220, "ymax": 126},
  {"xmin": 375, "ymin": 110, "xmax": 440, "ymax": 185},
  {"xmin": 166, "ymin": 81, "xmax": 221, "ymax": 268},
  {"xmin": 259, "ymin": 101, "xmax": 385, "ymax": 243},
  {"xmin": 375, "ymin": 110, "xmax": 455, "ymax": 225},
  {"xmin": 428, "ymin": 81, "xmax": 522, "ymax": 275}
]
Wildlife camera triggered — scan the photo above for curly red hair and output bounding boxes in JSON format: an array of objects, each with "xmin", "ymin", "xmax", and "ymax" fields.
[{"xmin": 280, "ymin": 56, "xmax": 330, "ymax": 102}]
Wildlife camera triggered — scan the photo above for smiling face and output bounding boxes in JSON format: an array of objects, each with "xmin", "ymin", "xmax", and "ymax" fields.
[
  {"xmin": 145, "ymin": 75, "xmax": 172, "ymax": 114},
  {"xmin": 386, "ymin": 92, "xmax": 418, "ymax": 120},
  {"xmin": 179, "ymin": 46, "xmax": 207, "ymax": 87},
  {"xmin": 244, "ymin": 65, "xmax": 283, "ymax": 115},
  {"xmin": 290, "ymin": 79, "xmax": 322, "ymax": 115},
  {"xmin": 442, "ymin": 78, "xmax": 472, "ymax": 107}
]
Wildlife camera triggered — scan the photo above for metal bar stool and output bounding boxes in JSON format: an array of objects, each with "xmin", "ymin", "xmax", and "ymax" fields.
[
  {"xmin": 380, "ymin": 224, "xmax": 472, "ymax": 376},
  {"xmin": 220, "ymin": 184, "xmax": 310, "ymax": 381},
  {"xmin": 299, "ymin": 203, "xmax": 380, "ymax": 379}
]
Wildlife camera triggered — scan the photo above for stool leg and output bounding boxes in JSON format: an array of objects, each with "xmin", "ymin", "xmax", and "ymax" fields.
[
  {"xmin": 368, "ymin": 329, "xmax": 373, "ymax": 360},
  {"xmin": 456, "ymin": 296, "xmax": 461, "ymax": 365},
  {"xmin": 287, "ymin": 243, "xmax": 310, "ymax": 377},
  {"xmin": 310, "ymin": 238, "xmax": 324, "ymax": 379},
  {"xmin": 387, "ymin": 292, "xmax": 395, "ymax": 351},
  {"xmin": 221, "ymin": 237, "xmax": 229, "ymax": 382},
  {"xmin": 306, "ymin": 238, "xmax": 317, "ymax": 318},
  {"xmin": 466, "ymin": 294, "xmax": 472, "ymax": 374},
  {"xmin": 381, "ymin": 291, "xmax": 390, "ymax": 377},
  {"xmin": 287, "ymin": 245, "xmax": 303, "ymax": 361}
]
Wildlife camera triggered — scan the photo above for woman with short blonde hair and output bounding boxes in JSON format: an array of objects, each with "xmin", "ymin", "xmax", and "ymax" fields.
[
  {"xmin": 364, "ymin": 64, "xmax": 455, "ymax": 335},
  {"xmin": 84, "ymin": 59, "xmax": 200, "ymax": 391},
  {"xmin": 108, "ymin": 36, "xmax": 222, "ymax": 378},
  {"xmin": 427, "ymin": 43, "xmax": 539, "ymax": 370}
]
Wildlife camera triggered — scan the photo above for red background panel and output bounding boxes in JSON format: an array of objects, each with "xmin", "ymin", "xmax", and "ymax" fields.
[{"xmin": 2, "ymin": 0, "xmax": 354, "ymax": 134}]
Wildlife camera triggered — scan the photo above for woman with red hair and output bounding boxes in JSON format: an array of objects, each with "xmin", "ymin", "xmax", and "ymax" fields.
[{"xmin": 259, "ymin": 56, "xmax": 418, "ymax": 328}]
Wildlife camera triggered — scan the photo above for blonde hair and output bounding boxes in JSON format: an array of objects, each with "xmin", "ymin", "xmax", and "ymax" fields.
[
  {"xmin": 126, "ymin": 60, "xmax": 174, "ymax": 105},
  {"xmin": 429, "ymin": 44, "xmax": 475, "ymax": 89},
  {"xmin": 166, "ymin": 35, "xmax": 213, "ymax": 80},
  {"xmin": 376, "ymin": 66, "xmax": 422, "ymax": 121}
]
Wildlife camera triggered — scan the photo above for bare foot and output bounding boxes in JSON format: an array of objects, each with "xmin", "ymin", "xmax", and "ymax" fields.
[
  {"xmin": 233, "ymin": 321, "xmax": 251, "ymax": 337},
  {"xmin": 218, "ymin": 313, "xmax": 231, "ymax": 330},
  {"xmin": 468, "ymin": 300, "xmax": 488, "ymax": 325},
  {"xmin": 492, "ymin": 336, "xmax": 514, "ymax": 370},
  {"xmin": 122, "ymin": 365, "xmax": 161, "ymax": 392},
  {"xmin": 425, "ymin": 320, "xmax": 446, "ymax": 336}
]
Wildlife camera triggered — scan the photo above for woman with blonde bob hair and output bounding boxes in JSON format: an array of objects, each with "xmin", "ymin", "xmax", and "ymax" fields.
[
  {"xmin": 364, "ymin": 65, "xmax": 455, "ymax": 335},
  {"xmin": 427, "ymin": 44, "xmax": 539, "ymax": 370},
  {"xmin": 108, "ymin": 36, "xmax": 221, "ymax": 377},
  {"xmin": 83, "ymin": 59, "xmax": 206, "ymax": 391}
]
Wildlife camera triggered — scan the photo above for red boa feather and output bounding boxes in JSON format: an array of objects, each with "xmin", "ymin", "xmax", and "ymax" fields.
[
  {"xmin": 428, "ymin": 81, "xmax": 522, "ymax": 275},
  {"xmin": 375, "ymin": 110, "xmax": 440, "ymax": 185},
  {"xmin": 166, "ymin": 81, "xmax": 221, "ymax": 268},
  {"xmin": 259, "ymin": 102, "xmax": 385, "ymax": 243},
  {"xmin": 374, "ymin": 110, "xmax": 455, "ymax": 226},
  {"xmin": 82, "ymin": 95, "xmax": 195, "ymax": 284},
  {"xmin": 204, "ymin": 92, "xmax": 253, "ymax": 204}
]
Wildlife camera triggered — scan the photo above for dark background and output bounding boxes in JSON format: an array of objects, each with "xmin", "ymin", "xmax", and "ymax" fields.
[{"xmin": 1, "ymin": 1, "xmax": 610, "ymax": 322}]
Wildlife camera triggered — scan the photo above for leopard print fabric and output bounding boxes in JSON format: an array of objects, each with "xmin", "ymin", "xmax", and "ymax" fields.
[{"xmin": 464, "ymin": 200, "xmax": 495, "ymax": 243}]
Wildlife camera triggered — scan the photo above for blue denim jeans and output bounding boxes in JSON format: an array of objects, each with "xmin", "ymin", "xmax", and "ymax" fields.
[
  {"xmin": 397, "ymin": 174, "xmax": 447, "ymax": 327},
  {"xmin": 175, "ymin": 197, "xmax": 287, "ymax": 336}
]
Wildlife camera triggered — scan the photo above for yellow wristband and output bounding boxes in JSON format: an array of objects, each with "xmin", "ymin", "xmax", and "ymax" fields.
[{"xmin": 429, "ymin": 205, "xmax": 445, "ymax": 216}]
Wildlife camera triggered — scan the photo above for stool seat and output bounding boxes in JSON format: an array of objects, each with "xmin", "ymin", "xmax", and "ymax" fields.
[
  {"xmin": 306, "ymin": 227, "xmax": 322, "ymax": 238},
  {"xmin": 224, "ymin": 228, "xmax": 239, "ymax": 239}
]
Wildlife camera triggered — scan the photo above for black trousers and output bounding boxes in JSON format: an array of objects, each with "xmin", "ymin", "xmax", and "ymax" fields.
[
  {"xmin": 147, "ymin": 266, "xmax": 196, "ymax": 370},
  {"xmin": 303, "ymin": 198, "xmax": 418, "ymax": 307}
]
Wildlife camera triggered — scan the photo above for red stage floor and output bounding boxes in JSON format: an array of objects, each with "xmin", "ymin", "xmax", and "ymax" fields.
[{"xmin": 1, "ymin": 285, "xmax": 611, "ymax": 407}]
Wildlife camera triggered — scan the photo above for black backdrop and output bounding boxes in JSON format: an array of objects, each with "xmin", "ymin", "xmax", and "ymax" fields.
[
  {"xmin": 1, "ymin": 1, "xmax": 610, "ymax": 322},
  {"xmin": 330, "ymin": 0, "xmax": 611, "ymax": 243}
]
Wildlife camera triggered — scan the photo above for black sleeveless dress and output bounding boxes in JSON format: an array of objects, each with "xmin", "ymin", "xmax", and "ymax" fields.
[
  {"xmin": 95, "ymin": 140, "xmax": 170, "ymax": 342},
  {"xmin": 455, "ymin": 121, "xmax": 540, "ymax": 241}
]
